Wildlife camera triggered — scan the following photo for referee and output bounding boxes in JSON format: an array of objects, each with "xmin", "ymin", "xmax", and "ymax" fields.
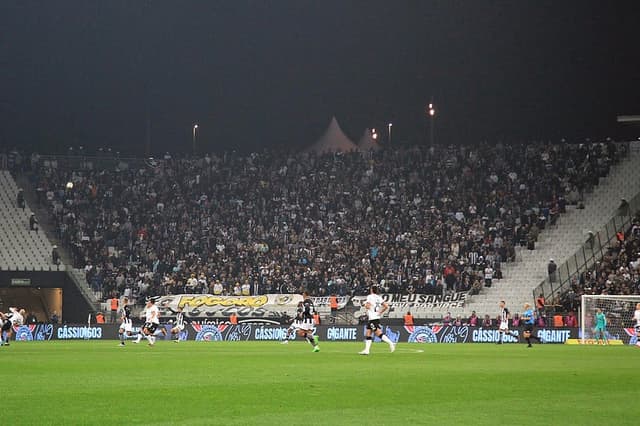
[{"xmin": 522, "ymin": 303, "xmax": 543, "ymax": 347}]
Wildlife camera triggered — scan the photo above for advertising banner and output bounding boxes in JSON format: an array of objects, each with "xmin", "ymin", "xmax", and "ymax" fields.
[
  {"xmin": 310, "ymin": 296, "xmax": 350, "ymax": 310},
  {"xmin": 11, "ymin": 324, "xmax": 119, "ymax": 341},
  {"xmin": 577, "ymin": 327, "xmax": 638, "ymax": 345},
  {"xmin": 7, "ymin": 324, "xmax": 585, "ymax": 344},
  {"xmin": 401, "ymin": 325, "xmax": 577, "ymax": 344},
  {"xmin": 154, "ymin": 294, "xmax": 303, "ymax": 319},
  {"xmin": 351, "ymin": 292, "xmax": 469, "ymax": 312}
]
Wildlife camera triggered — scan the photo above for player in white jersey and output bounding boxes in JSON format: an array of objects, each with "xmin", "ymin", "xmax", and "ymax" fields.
[
  {"xmin": 134, "ymin": 297, "xmax": 160, "ymax": 346},
  {"xmin": 1, "ymin": 307, "xmax": 24, "ymax": 346},
  {"xmin": 359, "ymin": 286, "xmax": 395, "ymax": 355},
  {"xmin": 497, "ymin": 301, "xmax": 518, "ymax": 344},
  {"xmin": 633, "ymin": 303, "xmax": 640, "ymax": 348},
  {"xmin": 170, "ymin": 307, "xmax": 186, "ymax": 342}
]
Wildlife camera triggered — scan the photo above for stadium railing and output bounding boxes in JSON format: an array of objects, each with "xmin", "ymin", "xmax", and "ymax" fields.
[{"xmin": 532, "ymin": 190, "xmax": 640, "ymax": 311}]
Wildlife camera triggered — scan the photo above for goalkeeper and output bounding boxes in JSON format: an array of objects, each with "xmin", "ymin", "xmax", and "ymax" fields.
[{"xmin": 593, "ymin": 308, "xmax": 608, "ymax": 345}]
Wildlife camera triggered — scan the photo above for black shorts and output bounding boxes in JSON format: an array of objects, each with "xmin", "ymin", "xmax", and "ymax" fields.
[
  {"xmin": 635, "ymin": 325, "xmax": 640, "ymax": 334},
  {"xmin": 524, "ymin": 323, "xmax": 534, "ymax": 333},
  {"xmin": 366, "ymin": 319, "xmax": 382, "ymax": 332},
  {"xmin": 144, "ymin": 323, "xmax": 158, "ymax": 334},
  {"xmin": 1, "ymin": 321, "xmax": 11, "ymax": 331}
]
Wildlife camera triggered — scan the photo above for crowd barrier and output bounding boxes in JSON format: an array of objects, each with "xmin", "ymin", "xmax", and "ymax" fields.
[{"xmin": 10, "ymin": 323, "xmax": 636, "ymax": 344}]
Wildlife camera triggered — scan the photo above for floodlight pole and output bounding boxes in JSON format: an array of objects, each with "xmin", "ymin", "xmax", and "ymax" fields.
[
  {"xmin": 192, "ymin": 124, "xmax": 199, "ymax": 156},
  {"xmin": 427, "ymin": 100, "xmax": 436, "ymax": 146}
]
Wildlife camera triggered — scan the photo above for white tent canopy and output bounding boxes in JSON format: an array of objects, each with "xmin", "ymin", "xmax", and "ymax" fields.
[
  {"xmin": 357, "ymin": 128, "xmax": 382, "ymax": 151},
  {"xmin": 306, "ymin": 116, "xmax": 358, "ymax": 154}
]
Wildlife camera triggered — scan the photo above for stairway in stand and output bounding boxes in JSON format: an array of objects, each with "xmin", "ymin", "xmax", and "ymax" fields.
[{"xmin": 465, "ymin": 150, "xmax": 640, "ymax": 317}]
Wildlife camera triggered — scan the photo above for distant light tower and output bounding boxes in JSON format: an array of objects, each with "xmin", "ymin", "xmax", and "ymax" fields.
[
  {"xmin": 372, "ymin": 128, "xmax": 378, "ymax": 140},
  {"xmin": 388, "ymin": 122, "xmax": 393, "ymax": 144},
  {"xmin": 427, "ymin": 101, "xmax": 436, "ymax": 146},
  {"xmin": 192, "ymin": 124, "xmax": 199, "ymax": 156}
]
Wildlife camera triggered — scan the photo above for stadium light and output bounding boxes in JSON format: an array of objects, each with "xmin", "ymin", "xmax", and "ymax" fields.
[
  {"xmin": 372, "ymin": 128, "xmax": 378, "ymax": 140},
  {"xmin": 65, "ymin": 182, "xmax": 74, "ymax": 190},
  {"xmin": 192, "ymin": 124, "xmax": 199, "ymax": 156},
  {"xmin": 427, "ymin": 100, "xmax": 436, "ymax": 145},
  {"xmin": 388, "ymin": 123, "xmax": 392, "ymax": 144}
]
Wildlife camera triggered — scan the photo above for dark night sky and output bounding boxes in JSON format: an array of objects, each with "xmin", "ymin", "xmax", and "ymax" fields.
[{"xmin": 1, "ymin": 1, "xmax": 639, "ymax": 155}]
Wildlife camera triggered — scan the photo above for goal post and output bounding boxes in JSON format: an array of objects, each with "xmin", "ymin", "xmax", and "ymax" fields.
[{"xmin": 580, "ymin": 295, "xmax": 640, "ymax": 344}]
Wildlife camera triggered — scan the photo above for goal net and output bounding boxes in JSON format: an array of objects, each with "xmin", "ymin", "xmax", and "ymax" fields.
[{"xmin": 580, "ymin": 295, "xmax": 640, "ymax": 344}]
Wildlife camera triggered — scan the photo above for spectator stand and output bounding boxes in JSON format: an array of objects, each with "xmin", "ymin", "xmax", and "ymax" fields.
[
  {"xmin": 535, "ymin": 197, "xmax": 640, "ymax": 314},
  {"xmin": 24, "ymin": 142, "xmax": 622, "ymax": 317}
]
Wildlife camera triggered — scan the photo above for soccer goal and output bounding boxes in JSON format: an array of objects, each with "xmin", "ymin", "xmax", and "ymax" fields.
[{"xmin": 580, "ymin": 295, "xmax": 640, "ymax": 344}]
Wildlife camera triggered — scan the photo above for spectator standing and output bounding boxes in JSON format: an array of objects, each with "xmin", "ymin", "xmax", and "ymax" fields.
[
  {"xmin": 565, "ymin": 312, "xmax": 578, "ymax": 327},
  {"xmin": 536, "ymin": 294, "xmax": 546, "ymax": 314},
  {"xmin": 548, "ymin": 259, "xmax": 557, "ymax": 283},
  {"xmin": 468, "ymin": 311, "xmax": 478, "ymax": 326},
  {"xmin": 512, "ymin": 313, "xmax": 520, "ymax": 327},
  {"xmin": 29, "ymin": 213, "xmax": 38, "ymax": 231},
  {"xmin": 484, "ymin": 264, "xmax": 494, "ymax": 288},
  {"xmin": 52, "ymin": 245, "xmax": 60, "ymax": 265},
  {"xmin": 186, "ymin": 273, "xmax": 198, "ymax": 291},
  {"xmin": 109, "ymin": 297, "xmax": 119, "ymax": 323},
  {"xmin": 329, "ymin": 294, "xmax": 338, "ymax": 322},
  {"xmin": 482, "ymin": 315, "xmax": 492, "ymax": 327},
  {"xmin": 404, "ymin": 311, "xmax": 414, "ymax": 326},
  {"xmin": 17, "ymin": 189, "xmax": 25, "ymax": 209},
  {"xmin": 50, "ymin": 311, "xmax": 59, "ymax": 324},
  {"xmin": 553, "ymin": 313, "xmax": 564, "ymax": 327},
  {"xmin": 233, "ymin": 282, "xmax": 242, "ymax": 296}
]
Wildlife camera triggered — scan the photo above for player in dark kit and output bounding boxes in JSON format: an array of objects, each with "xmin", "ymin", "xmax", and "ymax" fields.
[
  {"xmin": 170, "ymin": 306, "xmax": 186, "ymax": 342},
  {"xmin": 0, "ymin": 311, "xmax": 10, "ymax": 346},
  {"xmin": 281, "ymin": 303, "xmax": 303, "ymax": 344},
  {"xmin": 300, "ymin": 292, "xmax": 320, "ymax": 352},
  {"xmin": 521, "ymin": 303, "xmax": 542, "ymax": 347},
  {"xmin": 118, "ymin": 297, "xmax": 133, "ymax": 347},
  {"xmin": 497, "ymin": 301, "xmax": 519, "ymax": 344}
]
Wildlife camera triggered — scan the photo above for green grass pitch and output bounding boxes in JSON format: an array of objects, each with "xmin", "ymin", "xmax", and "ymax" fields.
[{"xmin": 2, "ymin": 340, "xmax": 638, "ymax": 425}]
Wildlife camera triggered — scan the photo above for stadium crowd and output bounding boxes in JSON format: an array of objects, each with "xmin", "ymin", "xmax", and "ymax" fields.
[
  {"xmin": 23, "ymin": 141, "xmax": 621, "ymax": 302},
  {"xmin": 561, "ymin": 217, "xmax": 640, "ymax": 311}
]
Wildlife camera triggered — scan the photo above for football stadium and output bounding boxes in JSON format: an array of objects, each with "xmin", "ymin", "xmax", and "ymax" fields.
[{"xmin": 2, "ymin": 3, "xmax": 639, "ymax": 426}]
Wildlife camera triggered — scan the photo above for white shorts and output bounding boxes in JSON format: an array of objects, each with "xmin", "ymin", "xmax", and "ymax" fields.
[
  {"xmin": 294, "ymin": 321, "xmax": 314, "ymax": 331},
  {"xmin": 172, "ymin": 324, "xmax": 185, "ymax": 331},
  {"xmin": 499, "ymin": 321, "xmax": 509, "ymax": 331},
  {"xmin": 119, "ymin": 321, "xmax": 132, "ymax": 332}
]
